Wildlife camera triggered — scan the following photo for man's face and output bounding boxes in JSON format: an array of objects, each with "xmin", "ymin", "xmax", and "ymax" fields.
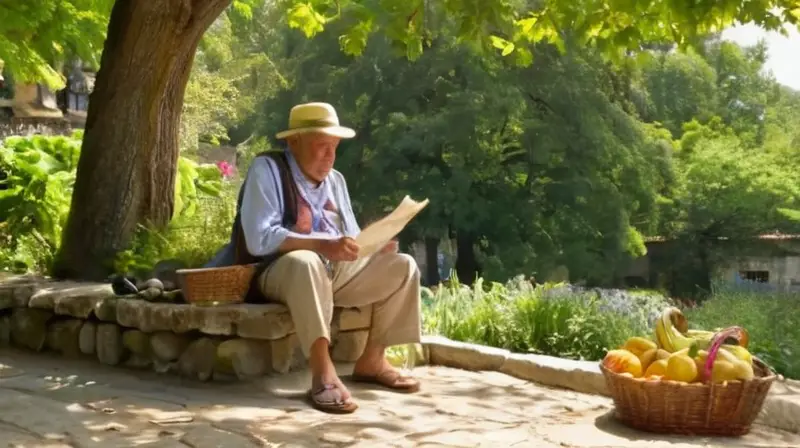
[{"xmin": 289, "ymin": 133, "xmax": 340, "ymax": 183}]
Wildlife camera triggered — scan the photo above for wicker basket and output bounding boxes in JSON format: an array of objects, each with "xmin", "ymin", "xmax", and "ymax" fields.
[
  {"xmin": 176, "ymin": 264, "xmax": 257, "ymax": 305},
  {"xmin": 600, "ymin": 357, "xmax": 776, "ymax": 436}
]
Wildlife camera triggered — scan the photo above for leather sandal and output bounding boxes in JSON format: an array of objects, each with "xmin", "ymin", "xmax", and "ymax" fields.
[
  {"xmin": 307, "ymin": 383, "xmax": 358, "ymax": 414},
  {"xmin": 350, "ymin": 370, "xmax": 421, "ymax": 393}
]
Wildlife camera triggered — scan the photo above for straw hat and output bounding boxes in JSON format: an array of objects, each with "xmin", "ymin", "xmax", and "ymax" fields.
[{"xmin": 275, "ymin": 102, "xmax": 356, "ymax": 139}]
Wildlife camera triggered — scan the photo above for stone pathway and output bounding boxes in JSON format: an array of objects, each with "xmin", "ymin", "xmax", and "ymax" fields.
[{"xmin": 0, "ymin": 349, "xmax": 798, "ymax": 448}]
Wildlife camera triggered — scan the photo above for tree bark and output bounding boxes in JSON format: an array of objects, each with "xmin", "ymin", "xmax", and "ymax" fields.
[
  {"xmin": 53, "ymin": 0, "xmax": 231, "ymax": 281},
  {"xmin": 424, "ymin": 237, "xmax": 440, "ymax": 286},
  {"xmin": 455, "ymin": 233, "xmax": 481, "ymax": 285}
]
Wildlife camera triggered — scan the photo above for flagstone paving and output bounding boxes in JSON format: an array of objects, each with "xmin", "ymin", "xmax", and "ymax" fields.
[{"xmin": 0, "ymin": 348, "xmax": 797, "ymax": 448}]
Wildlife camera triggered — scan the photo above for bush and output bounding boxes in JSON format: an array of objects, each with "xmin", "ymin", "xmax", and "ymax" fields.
[
  {"xmin": 422, "ymin": 275, "xmax": 659, "ymax": 361},
  {"xmin": 0, "ymin": 132, "xmax": 229, "ymax": 275},
  {"xmin": 685, "ymin": 286, "xmax": 800, "ymax": 379}
]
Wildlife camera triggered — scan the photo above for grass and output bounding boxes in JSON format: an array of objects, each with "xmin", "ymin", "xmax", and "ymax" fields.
[
  {"xmin": 419, "ymin": 275, "xmax": 670, "ymax": 362},
  {"xmin": 415, "ymin": 275, "xmax": 800, "ymax": 379},
  {"xmin": 686, "ymin": 284, "xmax": 800, "ymax": 379}
]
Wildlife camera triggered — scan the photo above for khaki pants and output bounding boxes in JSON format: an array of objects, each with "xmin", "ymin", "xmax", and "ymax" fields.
[{"xmin": 258, "ymin": 250, "xmax": 422, "ymax": 357}]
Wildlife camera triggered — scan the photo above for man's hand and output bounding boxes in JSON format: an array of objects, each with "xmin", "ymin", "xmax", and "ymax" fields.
[
  {"xmin": 318, "ymin": 237, "xmax": 360, "ymax": 261},
  {"xmin": 380, "ymin": 239, "xmax": 399, "ymax": 254}
]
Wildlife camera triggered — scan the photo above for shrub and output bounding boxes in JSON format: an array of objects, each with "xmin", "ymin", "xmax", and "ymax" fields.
[
  {"xmin": 422, "ymin": 275, "xmax": 653, "ymax": 361},
  {"xmin": 0, "ymin": 132, "xmax": 228, "ymax": 275},
  {"xmin": 685, "ymin": 286, "xmax": 800, "ymax": 379}
]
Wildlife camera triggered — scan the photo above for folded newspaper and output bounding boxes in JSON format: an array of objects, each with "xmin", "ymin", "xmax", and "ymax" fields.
[{"xmin": 355, "ymin": 195, "xmax": 430, "ymax": 258}]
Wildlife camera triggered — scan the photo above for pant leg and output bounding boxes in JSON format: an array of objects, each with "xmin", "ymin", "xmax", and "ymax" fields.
[
  {"xmin": 258, "ymin": 250, "xmax": 333, "ymax": 358},
  {"xmin": 332, "ymin": 252, "xmax": 422, "ymax": 348}
]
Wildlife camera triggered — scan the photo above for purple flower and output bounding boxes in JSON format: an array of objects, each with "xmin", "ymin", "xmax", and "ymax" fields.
[{"xmin": 216, "ymin": 160, "xmax": 235, "ymax": 178}]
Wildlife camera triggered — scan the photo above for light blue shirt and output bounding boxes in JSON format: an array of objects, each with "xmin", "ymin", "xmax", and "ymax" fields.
[{"xmin": 205, "ymin": 155, "xmax": 362, "ymax": 267}]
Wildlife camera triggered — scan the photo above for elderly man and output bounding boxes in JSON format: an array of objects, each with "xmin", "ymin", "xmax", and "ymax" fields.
[{"xmin": 208, "ymin": 102, "xmax": 422, "ymax": 414}]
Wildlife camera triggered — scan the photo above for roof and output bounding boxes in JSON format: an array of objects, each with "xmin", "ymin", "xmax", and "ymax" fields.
[{"xmin": 644, "ymin": 233, "xmax": 800, "ymax": 243}]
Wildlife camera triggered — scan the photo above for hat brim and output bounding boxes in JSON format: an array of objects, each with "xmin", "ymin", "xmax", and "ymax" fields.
[{"xmin": 275, "ymin": 126, "xmax": 356, "ymax": 140}]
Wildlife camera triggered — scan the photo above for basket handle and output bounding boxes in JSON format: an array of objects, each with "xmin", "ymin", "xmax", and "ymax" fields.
[{"xmin": 702, "ymin": 326, "xmax": 747, "ymax": 382}]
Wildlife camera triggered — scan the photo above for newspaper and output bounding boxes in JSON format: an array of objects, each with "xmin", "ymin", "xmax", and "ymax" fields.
[{"xmin": 355, "ymin": 195, "xmax": 430, "ymax": 258}]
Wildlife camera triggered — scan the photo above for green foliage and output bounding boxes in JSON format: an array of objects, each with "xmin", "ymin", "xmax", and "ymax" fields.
[
  {"xmin": 422, "ymin": 276, "xmax": 653, "ymax": 361},
  {"xmin": 0, "ymin": 133, "xmax": 224, "ymax": 274},
  {"xmin": 277, "ymin": 0, "xmax": 800, "ymax": 68},
  {"xmin": 0, "ymin": 132, "xmax": 82, "ymax": 271},
  {"xmin": 114, "ymin": 183, "xmax": 238, "ymax": 277},
  {"xmin": 686, "ymin": 286, "xmax": 800, "ymax": 379},
  {"xmin": 0, "ymin": 0, "xmax": 113, "ymax": 89}
]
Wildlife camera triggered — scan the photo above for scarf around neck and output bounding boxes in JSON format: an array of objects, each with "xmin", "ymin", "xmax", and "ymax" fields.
[{"xmin": 285, "ymin": 148, "xmax": 339, "ymax": 235}]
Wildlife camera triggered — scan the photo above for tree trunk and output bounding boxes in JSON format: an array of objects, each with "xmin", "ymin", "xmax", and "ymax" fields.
[
  {"xmin": 424, "ymin": 237, "xmax": 440, "ymax": 286},
  {"xmin": 53, "ymin": 0, "xmax": 231, "ymax": 281},
  {"xmin": 455, "ymin": 233, "xmax": 480, "ymax": 285}
]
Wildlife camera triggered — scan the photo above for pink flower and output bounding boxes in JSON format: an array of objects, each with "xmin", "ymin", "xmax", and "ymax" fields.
[{"xmin": 216, "ymin": 160, "xmax": 235, "ymax": 178}]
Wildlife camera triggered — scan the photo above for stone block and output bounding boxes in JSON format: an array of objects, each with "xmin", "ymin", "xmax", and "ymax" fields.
[
  {"xmin": 93, "ymin": 297, "xmax": 118, "ymax": 322},
  {"xmin": 79, "ymin": 321, "xmax": 96, "ymax": 355},
  {"xmin": 29, "ymin": 283, "xmax": 115, "ymax": 319},
  {"xmin": 0, "ymin": 315, "xmax": 9, "ymax": 346},
  {"xmin": 336, "ymin": 306, "xmax": 372, "ymax": 331},
  {"xmin": 96, "ymin": 323, "xmax": 124, "ymax": 366},
  {"xmin": 270, "ymin": 334, "xmax": 305, "ymax": 374},
  {"xmin": 425, "ymin": 336, "xmax": 510, "ymax": 371},
  {"xmin": 331, "ymin": 330, "xmax": 369, "ymax": 362},
  {"xmin": 178, "ymin": 337, "xmax": 218, "ymax": 382},
  {"xmin": 0, "ymin": 286, "xmax": 12, "ymax": 310},
  {"xmin": 499, "ymin": 353, "xmax": 609, "ymax": 397},
  {"xmin": 115, "ymin": 299, "xmax": 294, "ymax": 339},
  {"xmin": 10, "ymin": 308, "xmax": 53, "ymax": 351},
  {"xmin": 216, "ymin": 338, "xmax": 270, "ymax": 379},
  {"xmin": 122, "ymin": 329, "xmax": 151, "ymax": 356},
  {"xmin": 45, "ymin": 319, "xmax": 83, "ymax": 357},
  {"xmin": 150, "ymin": 331, "xmax": 190, "ymax": 362}
]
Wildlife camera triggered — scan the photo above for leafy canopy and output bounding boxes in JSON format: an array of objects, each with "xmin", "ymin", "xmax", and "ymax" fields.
[
  {"xmin": 0, "ymin": 0, "xmax": 113, "ymax": 89},
  {"xmin": 283, "ymin": 0, "xmax": 800, "ymax": 64},
  {"xmin": 3, "ymin": 0, "xmax": 800, "ymax": 88}
]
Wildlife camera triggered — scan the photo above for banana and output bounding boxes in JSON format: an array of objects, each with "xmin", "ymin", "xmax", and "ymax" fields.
[{"xmin": 655, "ymin": 307, "xmax": 696, "ymax": 353}]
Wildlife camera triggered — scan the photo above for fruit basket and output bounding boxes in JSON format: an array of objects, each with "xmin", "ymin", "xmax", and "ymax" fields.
[
  {"xmin": 600, "ymin": 307, "xmax": 777, "ymax": 437},
  {"xmin": 176, "ymin": 264, "xmax": 257, "ymax": 305}
]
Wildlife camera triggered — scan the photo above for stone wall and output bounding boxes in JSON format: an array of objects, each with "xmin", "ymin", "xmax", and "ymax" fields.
[
  {"xmin": 0, "ymin": 117, "xmax": 72, "ymax": 139},
  {"xmin": 0, "ymin": 276, "xmax": 372, "ymax": 381}
]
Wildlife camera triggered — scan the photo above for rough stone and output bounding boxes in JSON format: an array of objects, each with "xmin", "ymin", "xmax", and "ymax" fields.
[
  {"xmin": 0, "ymin": 315, "xmax": 10, "ymax": 346},
  {"xmin": 178, "ymin": 337, "xmax": 218, "ymax": 381},
  {"xmin": 122, "ymin": 329, "xmax": 151, "ymax": 356},
  {"xmin": 55, "ymin": 285, "xmax": 116, "ymax": 318},
  {"xmin": 45, "ymin": 319, "xmax": 83, "ymax": 357},
  {"xmin": 331, "ymin": 330, "xmax": 369, "ymax": 362},
  {"xmin": 78, "ymin": 321, "xmax": 96, "ymax": 355},
  {"xmin": 270, "ymin": 334, "xmax": 305, "ymax": 374},
  {"xmin": 93, "ymin": 297, "xmax": 118, "ymax": 322},
  {"xmin": 150, "ymin": 331, "xmax": 190, "ymax": 362},
  {"xmin": 96, "ymin": 323, "xmax": 124, "ymax": 366},
  {"xmin": 501, "ymin": 353, "xmax": 608, "ymax": 396},
  {"xmin": 426, "ymin": 336, "xmax": 510, "ymax": 371},
  {"xmin": 0, "ymin": 286, "xmax": 13, "ymax": 310},
  {"xmin": 336, "ymin": 306, "xmax": 372, "ymax": 331},
  {"xmin": 12, "ymin": 283, "xmax": 38, "ymax": 307},
  {"xmin": 215, "ymin": 339, "xmax": 270, "ymax": 379},
  {"xmin": 116, "ymin": 300, "xmax": 294, "ymax": 339},
  {"xmin": 28, "ymin": 283, "xmax": 114, "ymax": 318},
  {"xmin": 10, "ymin": 308, "xmax": 53, "ymax": 351}
]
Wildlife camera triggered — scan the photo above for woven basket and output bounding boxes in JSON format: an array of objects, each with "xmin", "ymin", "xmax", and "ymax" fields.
[
  {"xmin": 176, "ymin": 264, "xmax": 257, "ymax": 305},
  {"xmin": 600, "ymin": 357, "xmax": 776, "ymax": 436}
]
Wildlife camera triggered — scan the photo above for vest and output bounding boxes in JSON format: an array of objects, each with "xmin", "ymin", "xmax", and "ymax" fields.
[{"xmin": 232, "ymin": 151, "xmax": 338, "ymax": 302}]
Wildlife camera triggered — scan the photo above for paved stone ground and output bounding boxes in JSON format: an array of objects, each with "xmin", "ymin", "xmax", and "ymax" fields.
[{"xmin": 0, "ymin": 349, "xmax": 798, "ymax": 448}]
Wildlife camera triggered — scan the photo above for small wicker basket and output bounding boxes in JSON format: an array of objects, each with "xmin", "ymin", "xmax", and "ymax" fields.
[
  {"xmin": 176, "ymin": 264, "xmax": 257, "ymax": 305},
  {"xmin": 600, "ymin": 357, "xmax": 776, "ymax": 436}
]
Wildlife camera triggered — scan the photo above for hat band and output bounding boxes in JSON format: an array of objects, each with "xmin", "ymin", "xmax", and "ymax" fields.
[{"xmin": 289, "ymin": 118, "xmax": 339, "ymax": 129}]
